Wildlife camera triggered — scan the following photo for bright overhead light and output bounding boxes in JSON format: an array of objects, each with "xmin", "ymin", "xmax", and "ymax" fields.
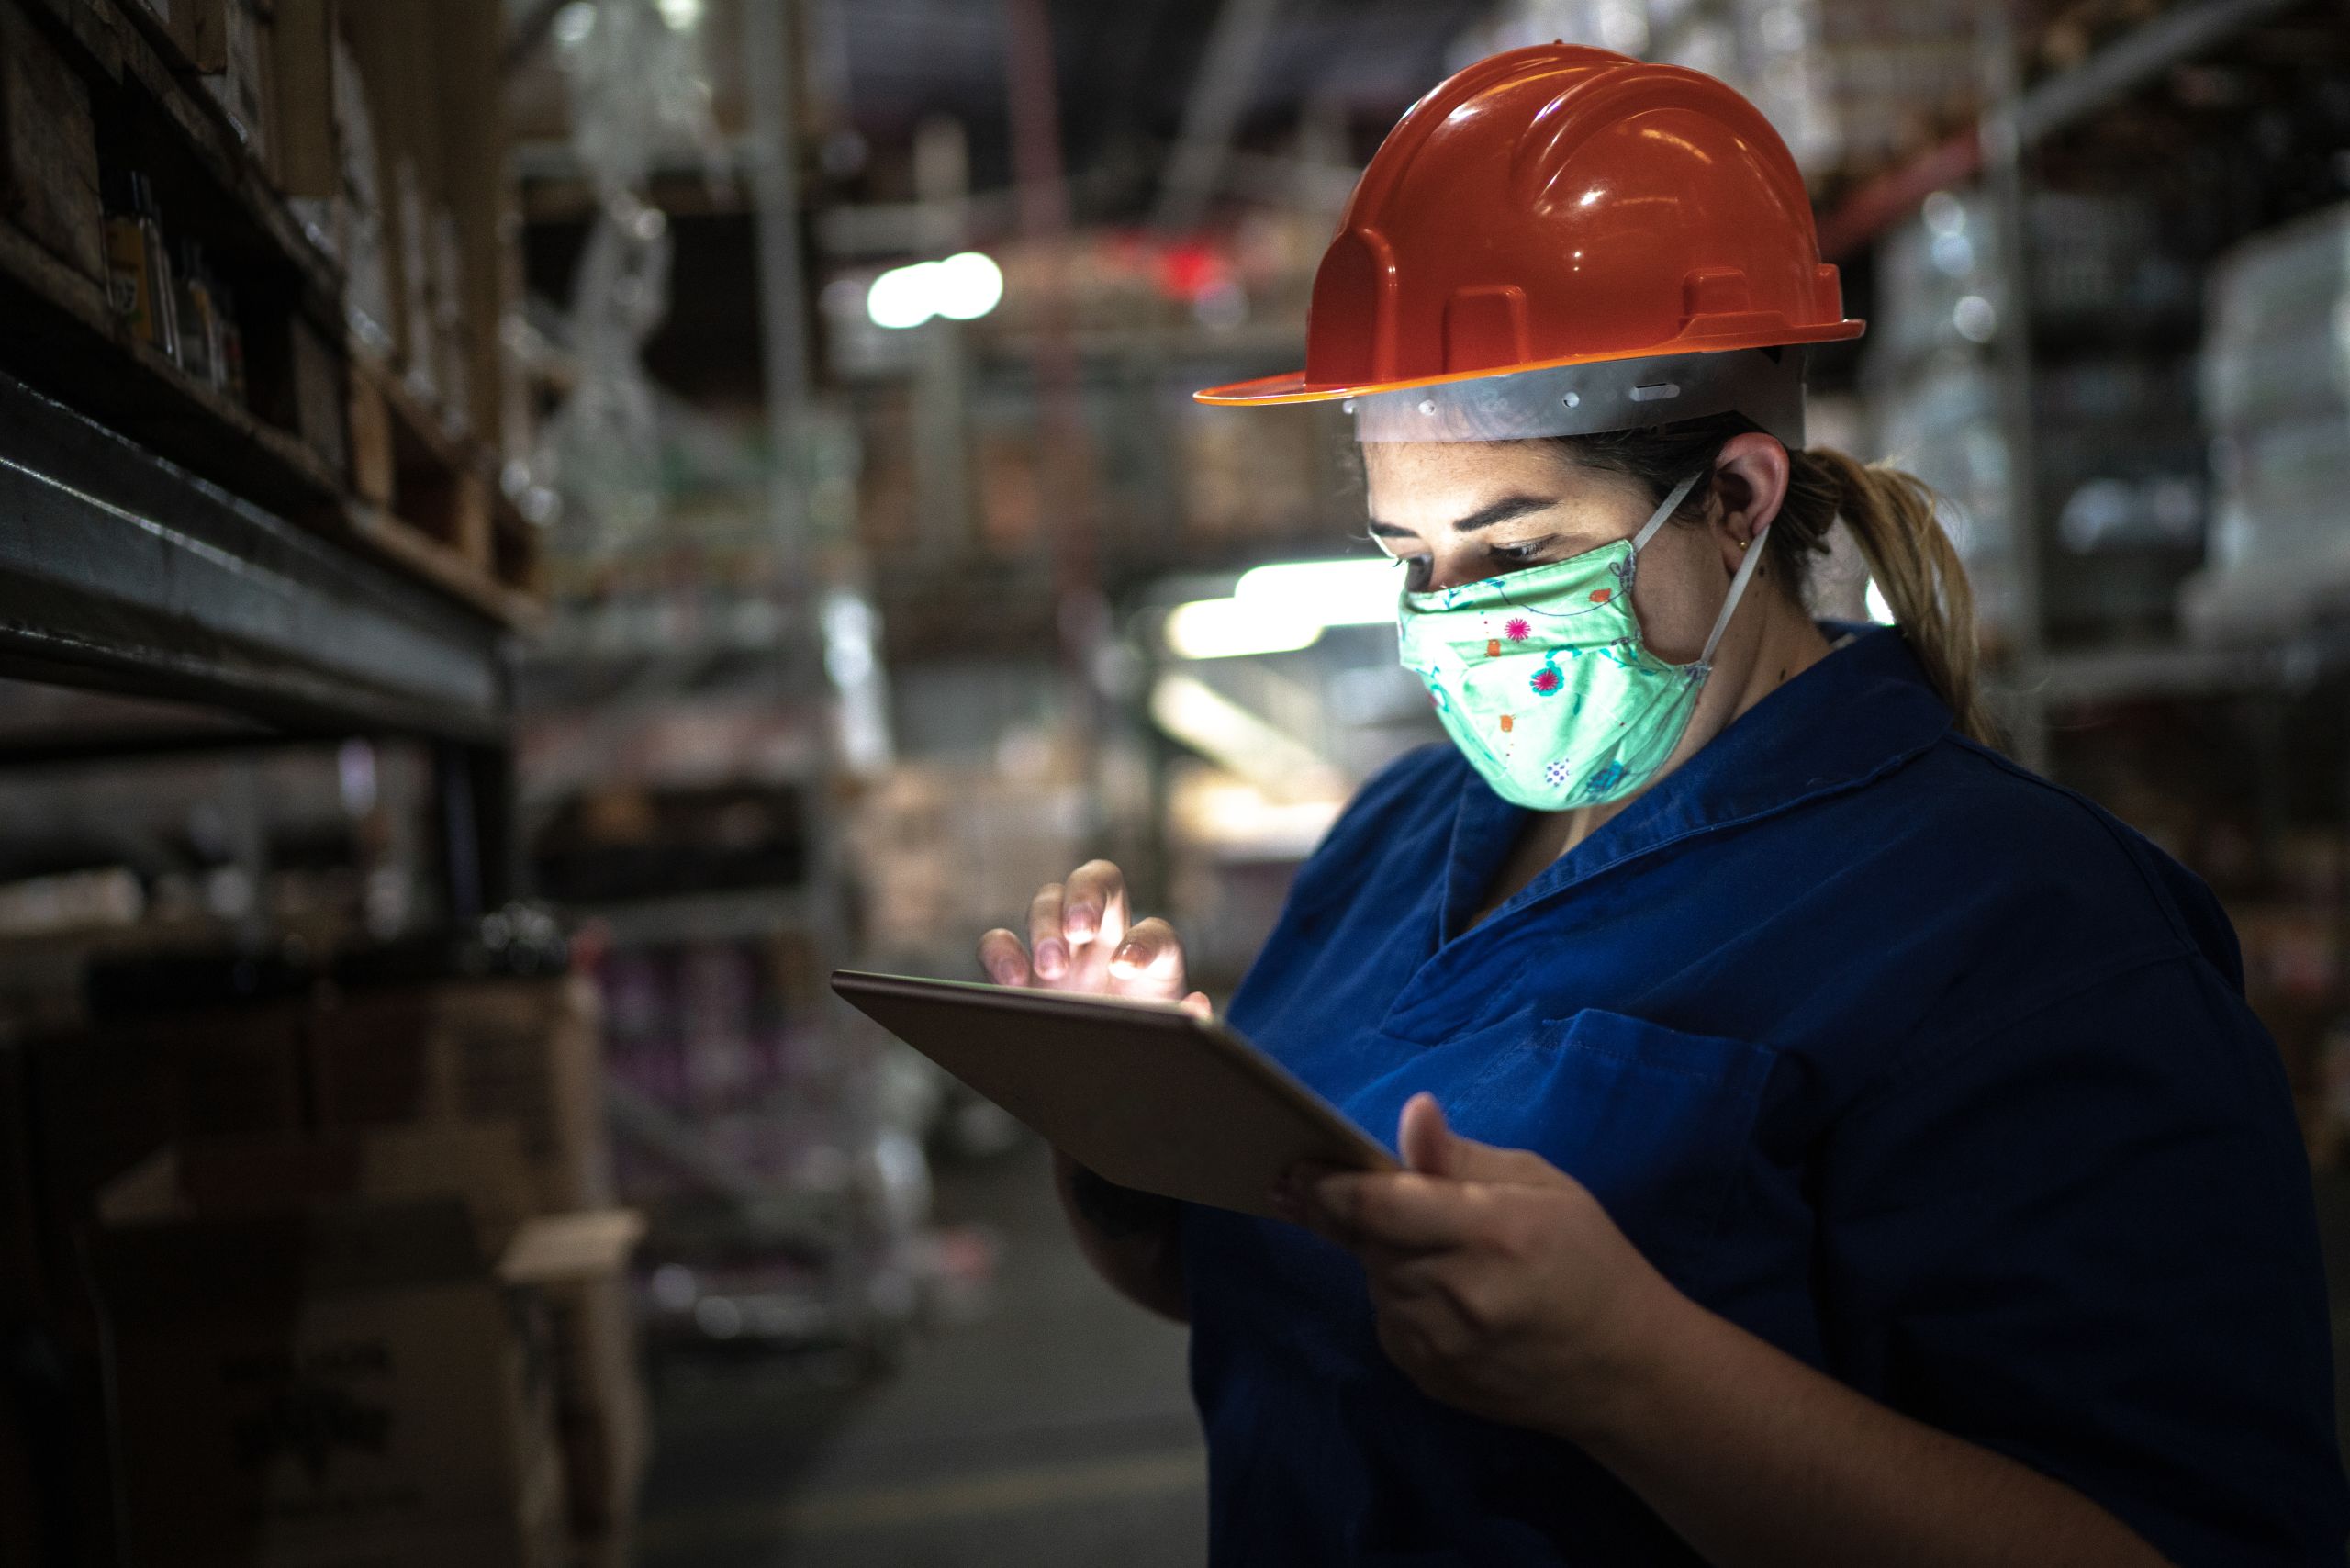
[
  {"xmin": 655, "ymin": 0, "xmax": 703, "ymax": 29},
  {"xmin": 1149, "ymin": 675, "xmax": 1346, "ymax": 801},
  {"xmin": 865, "ymin": 264, "xmax": 934, "ymax": 330},
  {"xmin": 1232, "ymin": 557, "xmax": 1404, "ymax": 626},
  {"xmin": 552, "ymin": 1, "xmax": 596, "ymax": 46},
  {"xmin": 1163, "ymin": 598, "xmax": 1321, "ymax": 660},
  {"xmin": 1164, "ymin": 557, "xmax": 1404, "ymax": 660},
  {"xmin": 932, "ymin": 252, "xmax": 1003, "ymax": 320},
  {"xmin": 865, "ymin": 252, "xmax": 1003, "ymax": 330}
]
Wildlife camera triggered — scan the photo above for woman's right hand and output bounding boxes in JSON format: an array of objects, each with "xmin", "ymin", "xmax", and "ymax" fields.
[
  {"xmin": 977, "ymin": 858, "xmax": 1210, "ymax": 1017},
  {"xmin": 980, "ymin": 859, "xmax": 1202, "ymax": 1323}
]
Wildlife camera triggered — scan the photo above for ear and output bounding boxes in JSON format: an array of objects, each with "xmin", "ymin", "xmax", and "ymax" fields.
[{"xmin": 1708, "ymin": 433, "xmax": 1791, "ymax": 575}]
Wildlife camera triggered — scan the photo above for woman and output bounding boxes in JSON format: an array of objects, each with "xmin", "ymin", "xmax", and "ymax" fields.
[{"xmin": 977, "ymin": 45, "xmax": 2348, "ymax": 1566}]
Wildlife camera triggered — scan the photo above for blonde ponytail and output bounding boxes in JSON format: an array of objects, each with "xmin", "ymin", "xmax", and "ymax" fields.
[
  {"xmin": 1787, "ymin": 448, "xmax": 1997, "ymax": 747},
  {"xmin": 1536, "ymin": 418, "xmax": 2000, "ymax": 749}
]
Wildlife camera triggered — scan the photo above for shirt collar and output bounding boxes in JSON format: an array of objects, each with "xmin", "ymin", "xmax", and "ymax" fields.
[{"xmin": 1441, "ymin": 624, "xmax": 1953, "ymax": 939}]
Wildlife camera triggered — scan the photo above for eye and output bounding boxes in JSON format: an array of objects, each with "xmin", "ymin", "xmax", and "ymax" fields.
[
  {"xmin": 1367, "ymin": 532, "xmax": 1433, "ymax": 593},
  {"xmin": 1390, "ymin": 554, "xmax": 1431, "ymax": 593},
  {"xmin": 1488, "ymin": 538, "xmax": 1552, "ymax": 568}
]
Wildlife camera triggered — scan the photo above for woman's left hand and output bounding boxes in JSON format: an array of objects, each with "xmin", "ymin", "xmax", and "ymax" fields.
[{"xmin": 1272, "ymin": 1092, "xmax": 1684, "ymax": 1443}]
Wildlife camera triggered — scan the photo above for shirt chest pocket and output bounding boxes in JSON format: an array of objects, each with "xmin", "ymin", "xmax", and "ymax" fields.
[{"xmin": 1355, "ymin": 1009, "xmax": 1775, "ymax": 1290}]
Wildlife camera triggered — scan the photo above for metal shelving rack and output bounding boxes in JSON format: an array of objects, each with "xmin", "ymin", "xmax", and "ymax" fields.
[
  {"xmin": 0, "ymin": 0, "xmax": 539, "ymax": 920},
  {"xmin": 1814, "ymin": 0, "xmax": 2342, "ymax": 758},
  {"xmin": 1977, "ymin": 0, "xmax": 2322, "ymax": 765},
  {"xmin": 0, "ymin": 362, "xmax": 520, "ymax": 920}
]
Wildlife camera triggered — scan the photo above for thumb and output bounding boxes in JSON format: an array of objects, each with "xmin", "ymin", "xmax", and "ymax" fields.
[{"xmin": 1398, "ymin": 1092, "xmax": 1565, "ymax": 1186}]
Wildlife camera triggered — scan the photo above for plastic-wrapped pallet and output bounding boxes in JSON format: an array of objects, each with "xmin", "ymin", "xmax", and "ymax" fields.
[
  {"xmin": 1871, "ymin": 189, "xmax": 2004, "ymax": 376},
  {"xmin": 1445, "ymin": 0, "xmax": 1983, "ymax": 180},
  {"xmin": 2181, "ymin": 202, "xmax": 2350, "ymax": 641},
  {"xmin": 1869, "ymin": 359, "xmax": 2020, "ymax": 645},
  {"xmin": 1862, "ymin": 191, "xmax": 2018, "ymax": 645}
]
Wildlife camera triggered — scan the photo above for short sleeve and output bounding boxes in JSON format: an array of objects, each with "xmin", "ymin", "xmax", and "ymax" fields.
[{"xmin": 1818, "ymin": 953, "xmax": 2350, "ymax": 1565}]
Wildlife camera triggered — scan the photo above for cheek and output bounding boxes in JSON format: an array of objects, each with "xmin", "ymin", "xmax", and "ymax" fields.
[
  {"xmin": 1628, "ymin": 536, "xmax": 1721, "ymax": 665},
  {"xmin": 1421, "ymin": 543, "xmax": 1500, "ymax": 594}
]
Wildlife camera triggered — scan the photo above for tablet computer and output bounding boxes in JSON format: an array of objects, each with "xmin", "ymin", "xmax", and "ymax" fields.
[{"xmin": 831, "ymin": 969, "xmax": 1396, "ymax": 1217}]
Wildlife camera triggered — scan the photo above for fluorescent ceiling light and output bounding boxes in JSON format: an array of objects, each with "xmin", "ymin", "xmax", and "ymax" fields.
[
  {"xmin": 1149, "ymin": 675, "xmax": 1346, "ymax": 801},
  {"xmin": 865, "ymin": 252, "xmax": 1003, "ymax": 330},
  {"xmin": 1163, "ymin": 598, "xmax": 1322, "ymax": 660},
  {"xmin": 1232, "ymin": 557, "xmax": 1404, "ymax": 626},
  {"xmin": 932, "ymin": 252, "xmax": 1003, "ymax": 320}
]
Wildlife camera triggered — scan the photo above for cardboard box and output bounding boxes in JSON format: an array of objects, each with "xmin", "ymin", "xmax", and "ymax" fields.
[
  {"xmin": 287, "ymin": 311, "xmax": 350, "ymax": 474},
  {"xmin": 0, "ymin": 1, "xmax": 106, "ymax": 283},
  {"xmin": 95, "ymin": 1134, "xmax": 573, "ymax": 1568},
  {"xmin": 176, "ymin": 0, "xmax": 232, "ymax": 73},
  {"xmin": 93, "ymin": 998, "xmax": 311, "ymax": 1143},
  {"xmin": 313, "ymin": 977, "xmax": 613, "ymax": 1215},
  {"xmin": 113, "ymin": 1124, "xmax": 541, "ymax": 1259},
  {"xmin": 568, "ymin": 1531, "xmax": 632, "ymax": 1568},
  {"xmin": 269, "ymin": 0, "xmax": 336, "ymax": 198},
  {"xmin": 98, "ymin": 1203, "xmax": 565, "ymax": 1567},
  {"xmin": 201, "ymin": 0, "xmax": 275, "ymax": 167},
  {"xmin": 500, "ymin": 1210, "xmax": 648, "ymax": 1534},
  {"xmin": 346, "ymin": 356, "xmax": 393, "ymax": 505}
]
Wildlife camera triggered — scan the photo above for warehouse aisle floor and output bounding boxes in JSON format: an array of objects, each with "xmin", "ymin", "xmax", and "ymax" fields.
[{"xmin": 632, "ymin": 1138, "xmax": 1208, "ymax": 1567}]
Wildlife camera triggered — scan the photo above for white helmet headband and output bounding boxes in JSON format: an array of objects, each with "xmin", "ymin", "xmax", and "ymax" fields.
[{"xmin": 1348, "ymin": 344, "xmax": 1808, "ymax": 448}]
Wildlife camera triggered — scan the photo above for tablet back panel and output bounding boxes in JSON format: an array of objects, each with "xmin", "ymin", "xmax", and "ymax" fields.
[{"xmin": 831, "ymin": 971, "xmax": 1393, "ymax": 1216}]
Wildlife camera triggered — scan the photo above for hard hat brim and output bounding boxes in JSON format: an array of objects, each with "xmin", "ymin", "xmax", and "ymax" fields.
[{"xmin": 1192, "ymin": 319, "xmax": 1865, "ymax": 407}]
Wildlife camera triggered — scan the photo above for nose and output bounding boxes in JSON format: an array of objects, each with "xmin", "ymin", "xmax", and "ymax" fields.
[{"xmin": 1416, "ymin": 550, "xmax": 1499, "ymax": 595}]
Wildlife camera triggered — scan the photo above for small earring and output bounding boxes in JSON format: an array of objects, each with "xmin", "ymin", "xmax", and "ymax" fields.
[{"xmin": 1738, "ymin": 538, "xmax": 1751, "ymax": 551}]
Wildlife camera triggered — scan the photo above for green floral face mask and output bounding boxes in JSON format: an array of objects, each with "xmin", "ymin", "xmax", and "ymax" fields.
[{"xmin": 1395, "ymin": 470, "xmax": 1767, "ymax": 810}]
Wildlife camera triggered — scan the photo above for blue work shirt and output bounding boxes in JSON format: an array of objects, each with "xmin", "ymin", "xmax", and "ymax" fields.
[{"xmin": 1181, "ymin": 625, "xmax": 2349, "ymax": 1566}]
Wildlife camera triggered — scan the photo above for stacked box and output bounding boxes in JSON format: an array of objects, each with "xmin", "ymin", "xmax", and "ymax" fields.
[
  {"xmin": 95, "ymin": 1136, "xmax": 572, "ymax": 1568},
  {"xmin": 499, "ymin": 1211, "xmax": 649, "ymax": 1539},
  {"xmin": 0, "ymin": 1, "xmax": 106, "ymax": 284},
  {"xmin": 311, "ymin": 975, "xmax": 615, "ymax": 1215},
  {"xmin": 200, "ymin": 0, "xmax": 276, "ymax": 168}
]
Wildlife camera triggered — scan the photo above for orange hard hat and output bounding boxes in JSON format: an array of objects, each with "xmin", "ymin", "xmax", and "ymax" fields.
[{"xmin": 1195, "ymin": 44, "xmax": 1863, "ymax": 413}]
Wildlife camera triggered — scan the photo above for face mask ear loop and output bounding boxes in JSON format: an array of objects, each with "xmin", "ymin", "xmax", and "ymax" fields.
[
  {"xmin": 1697, "ymin": 518, "xmax": 1774, "ymax": 667},
  {"xmin": 1629, "ymin": 469, "xmax": 1706, "ymax": 554}
]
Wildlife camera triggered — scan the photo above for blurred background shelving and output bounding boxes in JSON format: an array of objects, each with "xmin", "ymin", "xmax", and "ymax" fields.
[{"xmin": 2, "ymin": 1, "xmax": 2350, "ymax": 1565}]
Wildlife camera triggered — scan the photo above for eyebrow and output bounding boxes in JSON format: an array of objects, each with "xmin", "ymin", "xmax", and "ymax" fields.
[{"xmin": 1366, "ymin": 493, "xmax": 1561, "ymax": 538}]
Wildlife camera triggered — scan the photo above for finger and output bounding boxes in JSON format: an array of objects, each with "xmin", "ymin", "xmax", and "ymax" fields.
[
  {"xmin": 1269, "ymin": 1158, "xmax": 1348, "ymax": 1237},
  {"xmin": 1061, "ymin": 860, "xmax": 1130, "ymax": 953},
  {"xmin": 977, "ymin": 928, "xmax": 1033, "ymax": 987},
  {"xmin": 1302, "ymin": 1170, "xmax": 1483, "ymax": 1251},
  {"xmin": 1108, "ymin": 917, "xmax": 1189, "ymax": 1000},
  {"xmin": 1398, "ymin": 1092, "xmax": 1566, "ymax": 1189},
  {"xmin": 1399, "ymin": 1092, "xmax": 1457, "ymax": 1176},
  {"xmin": 1179, "ymin": 991, "xmax": 1212, "ymax": 1020},
  {"xmin": 1027, "ymin": 883, "xmax": 1069, "ymax": 980}
]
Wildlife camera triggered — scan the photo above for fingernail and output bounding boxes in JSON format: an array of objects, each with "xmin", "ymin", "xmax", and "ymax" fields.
[
  {"xmin": 1108, "ymin": 943, "xmax": 1139, "ymax": 973},
  {"xmin": 986, "ymin": 959, "xmax": 1017, "ymax": 985},
  {"xmin": 1035, "ymin": 940, "xmax": 1067, "ymax": 977},
  {"xmin": 1066, "ymin": 906, "xmax": 1098, "ymax": 941}
]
